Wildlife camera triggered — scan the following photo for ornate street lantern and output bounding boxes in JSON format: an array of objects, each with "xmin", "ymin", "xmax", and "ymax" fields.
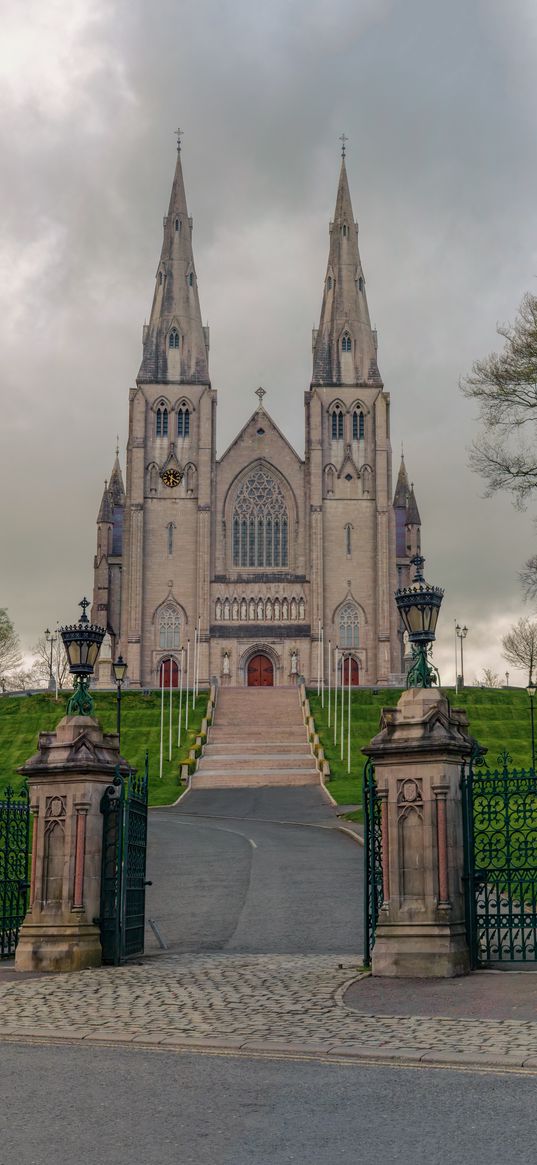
[
  {"xmin": 60, "ymin": 598, "xmax": 105, "ymax": 716},
  {"xmin": 395, "ymin": 555, "xmax": 444, "ymax": 688}
]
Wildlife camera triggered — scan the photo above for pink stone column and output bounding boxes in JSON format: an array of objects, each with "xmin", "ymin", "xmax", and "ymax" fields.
[
  {"xmin": 72, "ymin": 806, "xmax": 89, "ymax": 911},
  {"xmin": 433, "ymin": 785, "xmax": 450, "ymax": 906}
]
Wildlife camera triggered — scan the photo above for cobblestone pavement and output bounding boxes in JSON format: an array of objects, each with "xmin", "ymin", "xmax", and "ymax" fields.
[{"xmin": 2, "ymin": 953, "xmax": 537, "ymax": 1073}]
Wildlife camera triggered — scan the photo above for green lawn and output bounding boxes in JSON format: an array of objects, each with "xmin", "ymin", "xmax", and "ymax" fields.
[
  {"xmin": 308, "ymin": 686, "xmax": 537, "ymax": 814},
  {"xmin": 0, "ymin": 690, "xmax": 208, "ymax": 807}
]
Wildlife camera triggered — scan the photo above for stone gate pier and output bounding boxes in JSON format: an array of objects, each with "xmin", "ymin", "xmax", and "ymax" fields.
[
  {"xmin": 15, "ymin": 714, "xmax": 126, "ymax": 974},
  {"xmin": 365, "ymin": 687, "xmax": 474, "ymax": 977}
]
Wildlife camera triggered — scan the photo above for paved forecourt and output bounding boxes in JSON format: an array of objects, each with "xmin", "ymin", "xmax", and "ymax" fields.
[{"xmin": 3, "ymin": 953, "xmax": 537, "ymax": 1073}]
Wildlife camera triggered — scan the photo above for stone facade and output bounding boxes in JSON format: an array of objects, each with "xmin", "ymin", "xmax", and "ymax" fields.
[{"xmin": 92, "ymin": 146, "xmax": 421, "ymax": 688}]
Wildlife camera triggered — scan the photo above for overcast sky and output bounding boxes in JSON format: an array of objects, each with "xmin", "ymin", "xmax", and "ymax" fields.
[{"xmin": 2, "ymin": 0, "xmax": 537, "ymax": 684}]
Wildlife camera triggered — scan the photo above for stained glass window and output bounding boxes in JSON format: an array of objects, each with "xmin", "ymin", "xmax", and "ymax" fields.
[
  {"xmin": 232, "ymin": 468, "xmax": 289, "ymax": 567},
  {"xmin": 159, "ymin": 605, "xmax": 180, "ymax": 649},
  {"xmin": 339, "ymin": 602, "xmax": 359, "ymax": 648}
]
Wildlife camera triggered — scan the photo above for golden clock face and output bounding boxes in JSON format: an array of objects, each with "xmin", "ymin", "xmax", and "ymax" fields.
[{"xmin": 161, "ymin": 468, "xmax": 182, "ymax": 488}]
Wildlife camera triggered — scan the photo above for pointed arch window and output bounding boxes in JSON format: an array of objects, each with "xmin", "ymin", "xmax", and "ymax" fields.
[
  {"xmin": 342, "ymin": 224, "xmax": 347, "ymax": 237},
  {"xmin": 352, "ymin": 410, "xmax": 365, "ymax": 440},
  {"xmin": 169, "ymin": 328, "xmax": 180, "ymax": 349},
  {"xmin": 156, "ymin": 407, "xmax": 169, "ymax": 437},
  {"xmin": 232, "ymin": 468, "xmax": 289, "ymax": 567},
  {"xmin": 339, "ymin": 602, "xmax": 359, "ymax": 648},
  {"xmin": 177, "ymin": 406, "xmax": 190, "ymax": 437},
  {"xmin": 175, "ymin": 218, "xmax": 180, "ymax": 232},
  {"xmin": 358, "ymin": 276, "xmax": 364, "ymax": 292},
  {"xmin": 327, "ymin": 276, "xmax": 332, "ymax": 291},
  {"xmin": 188, "ymin": 272, "xmax": 194, "ymax": 287},
  {"xmin": 331, "ymin": 407, "xmax": 344, "ymax": 440},
  {"xmin": 342, "ymin": 333, "xmax": 352, "ymax": 353},
  {"xmin": 159, "ymin": 605, "xmax": 180, "ymax": 649}
]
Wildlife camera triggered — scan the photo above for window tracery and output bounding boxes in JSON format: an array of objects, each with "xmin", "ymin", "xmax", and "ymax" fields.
[
  {"xmin": 177, "ymin": 406, "xmax": 190, "ymax": 437},
  {"xmin": 159, "ymin": 605, "xmax": 180, "ymax": 649},
  {"xmin": 331, "ymin": 407, "xmax": 344, "ymax": 441},
  {"xmin": 339, "ymin": 602, "xmax": 359, "ymax": 648},
  {"xmin": 232, "ymin": 468, "xmax": 289, "ymax": 567}
]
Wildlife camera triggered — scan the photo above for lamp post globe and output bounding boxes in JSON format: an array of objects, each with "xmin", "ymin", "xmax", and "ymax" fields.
[
  {"xmin": 112, "ymin": 654, "xmax": 128, "ymax": 744},
  {"xmin": 395, "ymin": 555, "xmax": 444, "ymax": 689},
  {"xmin": 59, "ymin": 598, "xmax": 105, "ymax": 716}
]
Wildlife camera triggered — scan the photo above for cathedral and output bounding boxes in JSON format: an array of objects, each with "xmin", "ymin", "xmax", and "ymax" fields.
[{"xmin": 91, "ymin": 142, "xmax": 421, "ymax": 688}]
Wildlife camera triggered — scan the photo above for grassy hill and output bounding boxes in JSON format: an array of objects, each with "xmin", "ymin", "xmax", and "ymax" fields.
[
  {"xmin": 0, "ymin": 690, "xmax": 208, "ymax": 806},
  {"xmin": 308, "ymin": 687, "xmax": 535, "ymax": 810}
]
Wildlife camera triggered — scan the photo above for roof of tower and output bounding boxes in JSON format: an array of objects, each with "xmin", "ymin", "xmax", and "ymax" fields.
[
  {"xmin": 108, "ymin": 452, "xmax": 125, "ymax": 506},
  {"xmin": 312, "ymin": 155, "xmax": 381, "ymax": 387},
  {"xmin": 405, "ymin": 483, "xmax": 421, "ymax": 526},
  {"xmin": 138, "ymin": 142, "xmax": 210, "ymax": 385},
  {"xmin": 393, "ymin": 453, "xmax": 410, "ymax": 508},
  {"xmin": 97, "ymin": 481, "xmax": 113, "ymax": 524}
]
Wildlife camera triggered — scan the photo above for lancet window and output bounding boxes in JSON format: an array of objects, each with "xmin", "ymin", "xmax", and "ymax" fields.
[
  {"xmin": 156, "ymin": 407, "xmax": 169, "ymax": 437},
  {"xmin": 352, "ymin": 410, "xmax": 365, "ymax": 440},
  {"xmin": 169, "ymin": 329, "xmax": 180, "ymax": 349},
  {"xmin": 331, "ymin": 407, "xmax": 344, "ymax": 440},
  {"xmin": 159, "ymin": 605, "xmax": 180, "ymax": 649},
  {"xmin": 177, "ymin": 406, "xmax": 190, "ymax": 437},
  {"xmin": 339, "ymin": 602, "xmax": 359, "ymax": 648},
  {"xmin": 232, "ymin": 468, "xmax": 289, "ymax": 568},
  {"xmin": 342, "ymin": 333, "xmax": 352, "ymax": 352}
]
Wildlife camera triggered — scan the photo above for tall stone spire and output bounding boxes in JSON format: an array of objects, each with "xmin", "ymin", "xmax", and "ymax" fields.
[
  {"xmin": 393, "ymin": 452, "xmax": 410, "ymax": 509},
  {"xmin": 312, "ymin": 153, "xmax": 380, "ymax": 387},
  {"xmin": 138, "ymin": 140, "xmax": 209, "ymax": 385}
]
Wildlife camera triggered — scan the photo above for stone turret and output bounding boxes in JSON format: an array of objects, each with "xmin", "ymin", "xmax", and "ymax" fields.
[
  {"xmin": 312, "ymin": 156, "xmax": 380, "ymax": 387},
  {"xmin": 138, "ymin": 141, "xmax": 210, "ymax": 385},
  {"xmin": 91, "ymin": 450, "xmax": 125, "ymax": 655}
]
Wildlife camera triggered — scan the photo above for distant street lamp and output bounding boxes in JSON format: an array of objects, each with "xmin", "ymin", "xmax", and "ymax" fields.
[
  {"xmin": 44, "ymin": 627, "xmax": 57, "ymax": 691},
  {"xmin": 505, "ymin": 671, "xmax": 510, "ymax": 688},
  {"xmin": 527, "ymin": 682, "xmax": 536, "ymax": 772},
  {"xmin": 395, "ymin": 555, "xmax": 444, "ymax": 688},
  {"xmin": 455, "ymin": 623, "xmax": 468, "ymax": 689},
  {"xmin": 112, "ymin": 654, "xmax": 128, "ymax": 746},
  {"xmin": 59, "ymin": 598, "xmax": 105, "ymax": 717}
]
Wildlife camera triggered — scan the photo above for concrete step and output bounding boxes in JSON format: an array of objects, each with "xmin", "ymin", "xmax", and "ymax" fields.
[
  {"xmin": 194, "ymin": 771, "xmax": 319, "ymax": 788},
  {"xmin": 204, "ymin": 743, "xmax": 311, "ymax": 756},
  {"xmin": 198, "ymin": 755, "xmax": 315, "ymax": 771}
]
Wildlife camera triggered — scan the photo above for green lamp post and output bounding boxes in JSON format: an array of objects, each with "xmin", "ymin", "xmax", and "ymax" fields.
[
  {"xmin": 395, "ymin": 555, "xmax": 444, "ymax": 689},
  {"xmin": 59, "ymin": 598, "xmax": 105, "ymax": 716}
]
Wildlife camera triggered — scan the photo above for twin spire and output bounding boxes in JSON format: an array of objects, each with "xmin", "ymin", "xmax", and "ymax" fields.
[
  {"xmin": 138, "ymin": 140, "xmax": 379, "ymax": 390},
  {"xmin": 138, "ymin": 144, "xmax": 209, "ymax": 385}
]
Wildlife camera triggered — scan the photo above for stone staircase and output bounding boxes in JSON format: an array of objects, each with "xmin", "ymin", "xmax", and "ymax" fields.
[{"xmin": 194, "ymin": 687, "xmax": 319, "ymax": 788}]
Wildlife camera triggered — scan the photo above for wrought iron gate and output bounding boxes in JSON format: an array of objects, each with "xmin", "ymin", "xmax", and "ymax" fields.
[
  {"xmin": 462, "ymin": 749, "xmax": 537, "ymax": 966},
  {"xmin": 363, "ymin": 759, "xmax": 383, "ymax": 966},
  {"xmin": 0, "ymin": 786, "xmax": 30, "ymax": 959},
  {"xmin": 100, "ymin": 758, "xmax": 149, "ymax": 966}
]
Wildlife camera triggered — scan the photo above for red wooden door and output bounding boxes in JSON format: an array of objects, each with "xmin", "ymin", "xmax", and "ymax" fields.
[
  {"xmin": 342, "ymin": 657, "xmax": 359, "ymax": 686},
  {"xmin": 247, "ymin": 654, "xmax": 274, "ymax": 687},
  {"xmin": 160, "ymin": 658, "xmax": 179, "ymax": 687}
]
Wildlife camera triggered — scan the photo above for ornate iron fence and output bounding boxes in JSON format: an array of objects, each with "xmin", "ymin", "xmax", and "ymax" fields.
[
  {"xmin": 100, "ymin": 757, "xmax": 149, "ymax": 966},
  {"xmin": 363, "ymin": 759, "xmax": 383, "ymax": 967},
  {"xmin": 0, "ymin": 786, "xmax": 30, "ymax": 959},
  {"xmin": 462, "ymin": 749, "xmax": 537, "ymax": 966}
]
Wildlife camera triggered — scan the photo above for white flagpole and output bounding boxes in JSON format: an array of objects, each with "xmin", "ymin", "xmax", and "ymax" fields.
[
  {"xmin": 317, "ymin": 619, "xmax": 321, "ymax": 696},
  {"xmin": 320, "ymin": 625, "xmax": 324, "ymax": 709},
  {"xmin": 169, "ymin": 656, "xmax": 173, "ymax": 762},
  {"xmin": 185, "ymin": 639, "xmax": 190, "ymax": 732},
  {"xmin": 195, "ymin": 616, "xmax": 201, "ymax": 699},
  {"xmin": 334, "ymin": 647, "xmax": 338, "ymax": 746},
  {"xmin": 192, "ymin": 627, "xmax": 197, "ymax": 711},
  {"xmin": 177, "ymin": 646, "xmax": 184, "ymax": 747},
  {"xmin": 159, "ymin": 662, "xmax": 164, "ymax": 779},
  {"xmin": 340, "ymin": 655, "xmax": 345, "ymax": 761},
  {"xmin": 347, "ymin": 655, "xmax": 352, "ymax": 774},
  {"xmin": 327, "ymin": 640, "xmax": 331, "ymax": 729}
]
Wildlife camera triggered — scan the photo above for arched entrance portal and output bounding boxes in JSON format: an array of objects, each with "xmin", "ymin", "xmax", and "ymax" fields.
[
  {"xmin": 247, "ymin": 654, "xmax": 274, "ymax": 687},
  {"xmin": 160, "ymin": 657, "xmax": 179, "ymax": 687},
  {"xmin": 342, "ymin": 657, "xmax": 360, "ymax": 686}
]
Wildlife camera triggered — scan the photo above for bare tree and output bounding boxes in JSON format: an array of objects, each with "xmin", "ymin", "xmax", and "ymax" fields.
[
  {"xmin": 0, "ymin": 609, "xmax": 22, "ymax": 691},
  {"xmin": 519, "ymin": 555, "xmax": 537, "ymax": 602},
  {"xmin": 461, "ymin": 293, "xmax": 537, "ymax": 508},
  {"xmin": 502, "ymin": 617, "xmax": 537, "ymax": 684},
  {"xmin": 474, "ymin": 667, "xmax": 501, "ymax": 688},
  {"xmin": 31, "ymin": 634, "xmax": 70, "ymax": 689}
]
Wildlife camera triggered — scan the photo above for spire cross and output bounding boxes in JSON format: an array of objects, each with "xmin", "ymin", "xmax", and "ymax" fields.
[
  {"xmin": 79, "ymin": 597, "xmax": 90, "ymax": 624},
  {"xmin": 255, "ymin": 386, "xmax": 266, "ymax": 407},
  {"xmin": 174, "ymin": 127, "xmax": 184, "ymax": 152},
  {"xmin": 339, "ymin": 133, "xmax": 348, "ymax": 159}
]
